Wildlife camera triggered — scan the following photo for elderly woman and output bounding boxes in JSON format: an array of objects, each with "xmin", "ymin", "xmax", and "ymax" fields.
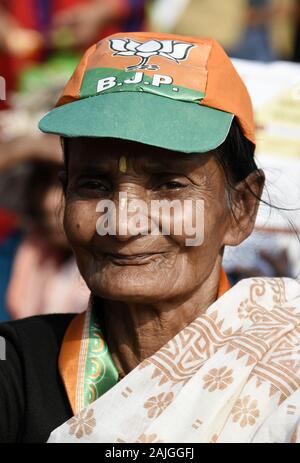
[{"xmin": 0, "ymin": 32, "xmax": 300, "ymax": 444}]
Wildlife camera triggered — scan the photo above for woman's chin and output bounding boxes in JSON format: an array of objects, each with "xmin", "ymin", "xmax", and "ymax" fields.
[
  {"xmin": 89, "ymin": 276, "xmax": 168, "ymax": 303},
  {"xmin": 100, "ymin": 291, "xmax": 164, "ymax": 304}
]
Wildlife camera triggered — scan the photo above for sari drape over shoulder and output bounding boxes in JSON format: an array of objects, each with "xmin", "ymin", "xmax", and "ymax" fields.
[{"xmin": 50, "ymin": 275, "xmax": 300, "ymax": 443}]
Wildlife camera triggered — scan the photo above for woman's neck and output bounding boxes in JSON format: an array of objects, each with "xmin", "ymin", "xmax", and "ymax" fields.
[{"xmin": 97, "ymin": 262, "xmax": 223, "ymax": 379}]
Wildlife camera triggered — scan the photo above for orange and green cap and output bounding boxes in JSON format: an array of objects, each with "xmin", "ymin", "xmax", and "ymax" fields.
[{"xmin": 39, "ymin": 32, "xmax": 255, "ymax": 153}]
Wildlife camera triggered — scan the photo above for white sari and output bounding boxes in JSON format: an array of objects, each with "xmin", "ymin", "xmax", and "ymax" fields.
[{"xmin": 48, "ymin": 277, "xmax": 300, "ymax": 443}]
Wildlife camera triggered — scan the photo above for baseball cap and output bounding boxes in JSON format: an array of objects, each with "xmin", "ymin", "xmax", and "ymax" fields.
[{"xmin": 39, "ymin": 32, "xmax": 255, "ymax": 153}]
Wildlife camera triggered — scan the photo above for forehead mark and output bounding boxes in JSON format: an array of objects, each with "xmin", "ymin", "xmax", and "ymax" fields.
[{"xmin": 119, "ymin": 156, "xmax": 127, "ymax": 174}]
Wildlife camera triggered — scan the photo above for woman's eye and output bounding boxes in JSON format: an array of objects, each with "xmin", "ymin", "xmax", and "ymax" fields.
[
  {"xmin": 156, "ymin": 181, "xmax": 188, "ymax": 190},
  {"xmin": 77, "ymin": 180, "xmax": 110, "ymax": 191}
]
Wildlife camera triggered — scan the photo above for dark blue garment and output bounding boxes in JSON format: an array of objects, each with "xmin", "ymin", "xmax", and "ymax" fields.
[
  {"xmin": 35, "ymin": 0, "xmax": 51, "ymax": 32},
  {"xmin": 0, "ymin": 230, "xmax": 23, "ymax": 322},
  {"xmin": 249, "ymin": 0, "xmax": 269, "ymax": 7},
  {"xmin": 231, "ymin": 27, "xmax": 274, "ymax": 61},
  {"xmin": 123, "ymin": 0, "xmax": 146, "ymax": 31},
  {"xmin": 230, "ymin": 0, "xmax": 274, "ymax": 61}
]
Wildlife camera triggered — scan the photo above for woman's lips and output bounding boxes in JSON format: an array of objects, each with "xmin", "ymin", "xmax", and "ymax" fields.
[{"xmin": 105, "ymin": 252, "xmax": 164, "ymax": 265}]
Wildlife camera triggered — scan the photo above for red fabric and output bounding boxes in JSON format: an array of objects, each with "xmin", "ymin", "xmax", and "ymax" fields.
[
  {"xmin": 0, "ymin": 208, "xmax": 18, "ymax": 244},
  {"xmin": 0, "ymin": 0, "xmax": 142, "ymax": 98},
  {"xmin": 53, "ymin": 0, "xmax": 88, "ymax": 12},
  {"xmin": 0, "ymin": 0, "xmax": 86, "ymax": 93}
]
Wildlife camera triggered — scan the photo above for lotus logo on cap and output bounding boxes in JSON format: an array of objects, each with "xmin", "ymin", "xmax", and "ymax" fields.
[{"xmin": 109, "ymin": 38, "xmax": 195, "ymax": 71}]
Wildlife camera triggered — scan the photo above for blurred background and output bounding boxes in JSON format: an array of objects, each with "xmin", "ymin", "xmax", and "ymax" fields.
[{"xmin": 0, "ymin": 0, "xmax": 300, "ymax": 321}]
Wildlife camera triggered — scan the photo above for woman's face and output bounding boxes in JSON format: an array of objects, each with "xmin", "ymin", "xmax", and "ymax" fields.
[{"xmin": 64, "ymin": 137, "xmax": 257, "ymax": 303}]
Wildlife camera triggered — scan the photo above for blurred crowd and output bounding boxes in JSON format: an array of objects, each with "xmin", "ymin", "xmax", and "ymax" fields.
[{"xmin": 0, "ymin": 0, "xmax": 300, "ymax": 321}]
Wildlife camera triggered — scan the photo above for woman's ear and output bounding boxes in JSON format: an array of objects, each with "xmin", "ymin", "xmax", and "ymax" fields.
[{"xmin": 223, "ymin": 169, "xmax": 265, "ymax": 246}]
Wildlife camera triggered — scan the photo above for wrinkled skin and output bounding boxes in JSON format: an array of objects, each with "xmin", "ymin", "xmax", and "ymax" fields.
[{"xmin": 63, "ymin": 137, "xmax": 264, "ymax": 377}]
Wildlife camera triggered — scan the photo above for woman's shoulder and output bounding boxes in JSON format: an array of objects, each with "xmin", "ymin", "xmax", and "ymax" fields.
[
  {"xmin": 0, "ymin": 312, "xmax": 77, "ymax": 343},
  {"xmin": 0, "ymin": 313, "xmax": 77, "ymax": 363},
  {"xmin": 0, "ymin": 313, "xmax": 77, "ymax": 443}
]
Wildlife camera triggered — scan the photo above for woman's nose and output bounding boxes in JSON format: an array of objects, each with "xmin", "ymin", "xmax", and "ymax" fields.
[{"xmin": 113, "ymin": 189, "xmax": 150, "ymax": 242}]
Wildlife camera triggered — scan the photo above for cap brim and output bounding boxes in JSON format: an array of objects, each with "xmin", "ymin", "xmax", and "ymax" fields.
[{"xmin": 39, "ymin": 92, "xmax": 233, "ymax": 154}]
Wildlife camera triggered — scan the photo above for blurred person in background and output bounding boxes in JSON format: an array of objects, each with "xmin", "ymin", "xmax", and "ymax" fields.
[
  {"xmin": 232, "ymin": 0, "xmax": 297, "ymax": 61},
  {"xmin": 148, "ymin": 0, "xmax": 248, "ymax": 54},
  {"xmin": 148, "ymin": 0, "xmax": 297, "ymax": 61},
  {"xmin": 4, "ymin": 159, "xmax": 89, "ymax": 320},
  {"xmin": 0, "ymin": 0, "xmax": 147, "ymax": 93},
  {"xmin": 233, "ymin": 0, "xmax": 275, "ymax": 61},
  {"xmin": 0, "ymin": 133, "xmax": 62, "ymax": 321},
  {"xmin": 0, "ymin": 139, "xmax": 90, "ymax": 321},
  {"xmin": 0, "ymin": 77, "xmax": 67, "ymax": 321}
]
